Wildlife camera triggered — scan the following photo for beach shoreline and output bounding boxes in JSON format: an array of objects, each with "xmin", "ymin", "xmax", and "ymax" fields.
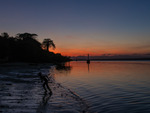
[{"xmin": 0, "ymin": 63, "xmax": 90, "ymax": 113}]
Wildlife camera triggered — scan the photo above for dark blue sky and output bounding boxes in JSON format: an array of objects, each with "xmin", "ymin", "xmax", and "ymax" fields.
[{"xmin": 0, "ymin": 0, "xmax": 150, "ymax": 56}]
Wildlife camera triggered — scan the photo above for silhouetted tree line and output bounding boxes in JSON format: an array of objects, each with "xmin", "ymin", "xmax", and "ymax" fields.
[{"xmin": 0, "ymin": 32, "xmax": 71, "ymax": 63}]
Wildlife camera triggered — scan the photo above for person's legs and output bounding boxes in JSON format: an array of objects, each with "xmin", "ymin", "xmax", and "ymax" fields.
[
  {"xmin": 45, "ymin": 82, "xmax": 52, "ymax": 95},
  {"xmin": 43, "ymin": 82, "xmax": 47, "ymax": 92}
]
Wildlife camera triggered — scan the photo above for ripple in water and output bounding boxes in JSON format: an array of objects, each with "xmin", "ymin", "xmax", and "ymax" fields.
[{"xmin": 53, "ymin": 61, "xmax": 150, "ymax": 113}]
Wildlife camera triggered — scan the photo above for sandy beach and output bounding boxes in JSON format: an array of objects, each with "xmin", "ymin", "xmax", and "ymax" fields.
[{"xmin": 0, "ymin": 63, "xmax": 90, "ymax": 113}]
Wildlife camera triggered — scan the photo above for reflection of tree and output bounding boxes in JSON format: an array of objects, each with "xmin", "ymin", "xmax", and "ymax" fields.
[{"xmin": 56, "ymin": 63, "xmax": 72, "ymax": 72}]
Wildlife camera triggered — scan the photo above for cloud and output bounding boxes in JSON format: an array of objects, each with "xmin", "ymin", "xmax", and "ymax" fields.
[{"xmin": 132, "ymin": 45, "xmax": 150, "ymax": 49}]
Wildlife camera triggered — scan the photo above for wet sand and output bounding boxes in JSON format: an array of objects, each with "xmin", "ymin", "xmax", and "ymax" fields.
[{"xmin": 0, "ymin": 63, "xmax": 90, "ymax": 113}]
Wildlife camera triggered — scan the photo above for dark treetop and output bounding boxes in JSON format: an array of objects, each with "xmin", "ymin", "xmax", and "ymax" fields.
[{"xmin": 0, "ymin": 32, "xmax": 71, "ymax": 63}]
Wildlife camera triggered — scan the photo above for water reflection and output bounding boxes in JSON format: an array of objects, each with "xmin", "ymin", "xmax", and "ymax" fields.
[
  {"xmin": 54, "ymin": 61, "xmax": 150, "ymax": 113},
  {"xmin": 37, "ymin": 93, "xmax": 52, "ymax": 113},
  {"xmin": 55, "ymin": 62, "xmax": 72, "ymax": 73},
  {"xmin": 87, "ymin": 63, "xmax": 90, "ymax": 72},
  {"xmin": 55, "ymin": 61, "xmax": 91, "ymax": 73},
  {"xmin": 42, "ymin": 92, "xmax": 51, "ymax": 105}
]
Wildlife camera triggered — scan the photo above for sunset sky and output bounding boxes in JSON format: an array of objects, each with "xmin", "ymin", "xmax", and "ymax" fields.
[{"xmin": 0, "ymin": 0, "xmax": 150, "ymax": 56}]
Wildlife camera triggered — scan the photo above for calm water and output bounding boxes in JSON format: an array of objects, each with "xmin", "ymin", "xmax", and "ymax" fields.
[{"xmin": 53, "ymin": 61, "xmax": 150, "ymax": 113}]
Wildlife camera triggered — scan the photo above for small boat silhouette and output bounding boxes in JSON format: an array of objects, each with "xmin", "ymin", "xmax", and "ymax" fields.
[{"xmin": 87, "ymin": 54, "xmax": 90, "ymax": 64}]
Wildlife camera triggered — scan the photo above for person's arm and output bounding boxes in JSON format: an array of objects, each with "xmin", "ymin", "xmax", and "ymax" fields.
[{"xmin": 45, "ymin": 75, "xmax": 50, "ymax": 81}]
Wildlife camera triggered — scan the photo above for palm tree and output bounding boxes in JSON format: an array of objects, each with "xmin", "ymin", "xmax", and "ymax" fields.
[
  {"xmin": 42, "ymin": 38, "xmax": 56, "ymax": 52},
  {"xmin": 16, "ymin": 33, "xmax": 38, "ymax": 40}
]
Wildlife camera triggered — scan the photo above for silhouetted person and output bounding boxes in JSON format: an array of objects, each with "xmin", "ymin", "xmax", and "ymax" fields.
[{"xmin": 38, "ymin": 72, "xmax": 52, "ymax": 95}]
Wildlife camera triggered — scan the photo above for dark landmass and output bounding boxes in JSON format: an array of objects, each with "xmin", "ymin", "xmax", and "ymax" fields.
[
  {"xmin": 0, "ymin": 32, "xmax": 71, "ymax": 63},
  {"xmin": 72, "ymin": 58, "xmax": 150, "ymax": 61},
  {"xmin": 72, "ymin": 54, "xmax": 150, "ymax": 61}
]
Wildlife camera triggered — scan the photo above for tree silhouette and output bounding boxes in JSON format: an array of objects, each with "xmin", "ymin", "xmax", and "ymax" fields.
[
  {"xmin": 0, "ymin": 32, "xmax": 70, "ymax": 63},
  {"xmin": 16, "ymin": 33, "xmax": 38, "ymax": 40},
  {"xmin": 0, "ymin": 32, "xmax": 9, "ymax": 59},
  {"xmin": 42, "ymin": 38, "xmax": 56, "ymax": 52},
  {"xmin": 1, "ymin": 32, "xmax": 9, "ymax": 38}
]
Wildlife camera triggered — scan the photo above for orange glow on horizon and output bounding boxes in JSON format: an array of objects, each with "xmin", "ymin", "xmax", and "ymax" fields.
[{"xmin": 49, "ymin": 47, "xmax": 149, "ymax": 57}]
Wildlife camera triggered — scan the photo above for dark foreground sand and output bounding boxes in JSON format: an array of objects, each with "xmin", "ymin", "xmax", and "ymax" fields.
[{"xmin": 0, "ymin": 64, "xmax": 90, "ymax": 113}]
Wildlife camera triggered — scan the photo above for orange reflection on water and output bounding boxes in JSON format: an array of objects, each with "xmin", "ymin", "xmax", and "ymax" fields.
[
  {"xmin": 53, "ymin": 61, "xmax": 150, "ymax": 113},
  {"xmin": 58, "ymin": 61, "xmax": 150, "ymax": 84}
]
